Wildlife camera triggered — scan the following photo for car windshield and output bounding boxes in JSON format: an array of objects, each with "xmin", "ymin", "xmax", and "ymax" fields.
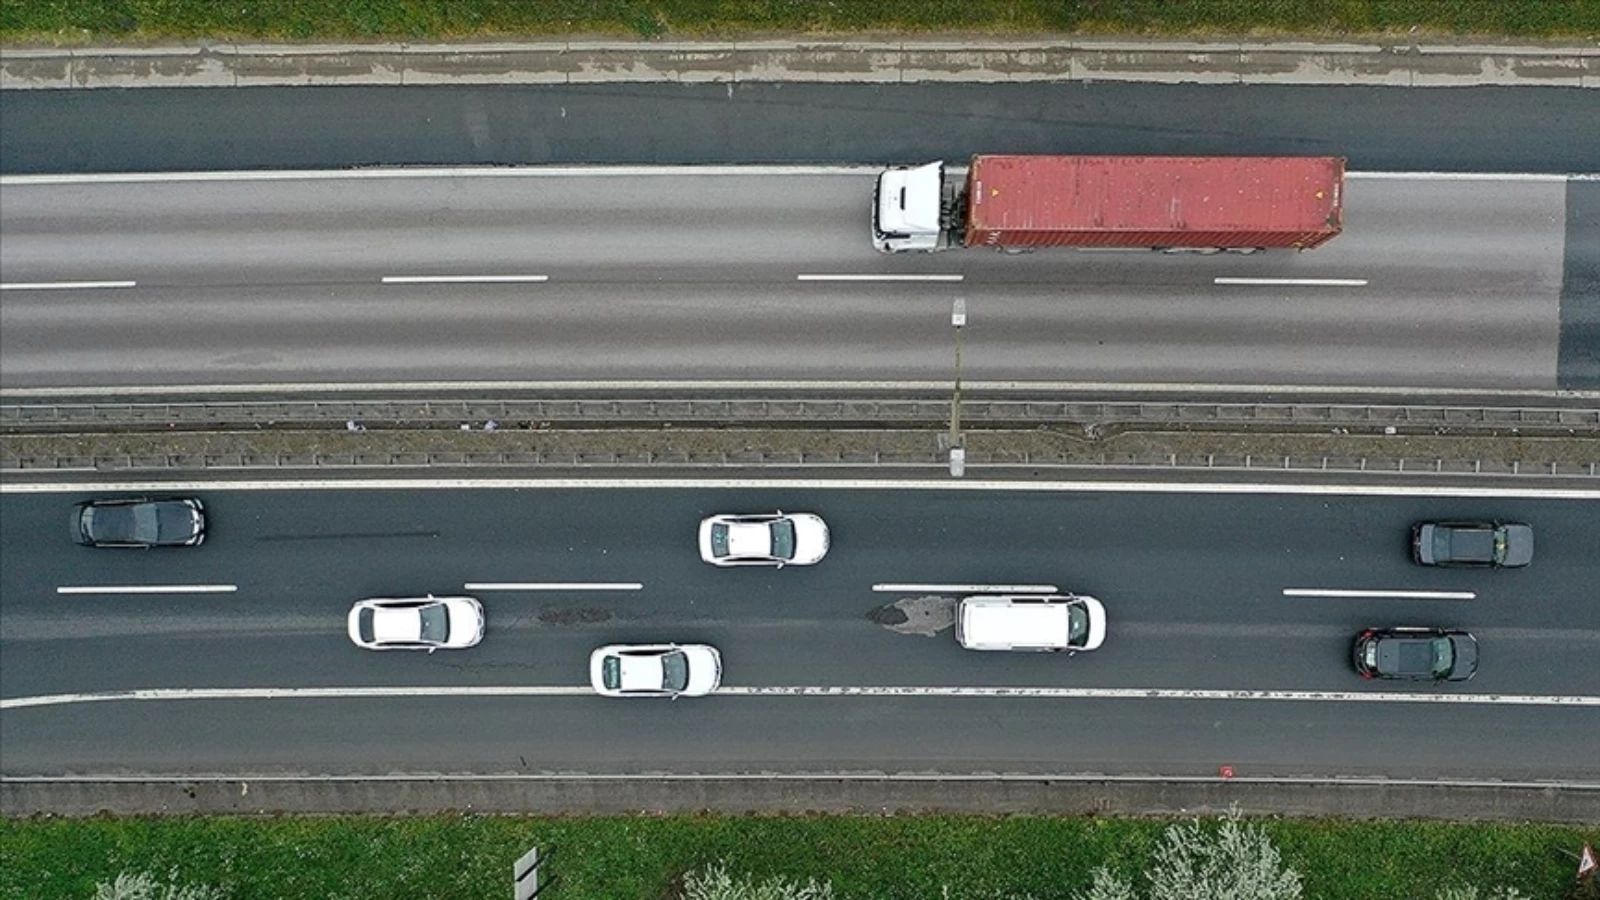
[
  {"xmin": 417, "ymin": 603, "xmax": 450, "ymax": 643},
  {"xmin": 357, "ymin": 608, "xmax": 376, "ymax": 644},
  {"xmin": 602, "ymin": 656, "xmax": 622, "ymax": 691},
  {"xmin": 660, "ymin": 651, "xmax": 690, "ymax": 692},
  {"xmin": 708, "ymin": 523, "xmax": 731, "ymax": 558},
  {"xmin": 769, "ymin": 520, "xmax": 796, "ymax": 560},
  {"xmin": 1066, "ymin": 603, "xmax": 1089, "ymax": 645},
  {"xmin": 1428, "ymin": 637, "xmax": 1456, "ymax": 677}
]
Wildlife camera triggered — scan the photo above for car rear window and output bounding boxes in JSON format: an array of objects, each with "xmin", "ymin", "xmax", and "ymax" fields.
[
  {"xmin": 709, "ymin": 523, "xmax": 730, "ymax": 558},
  {"xmin": 357, "ymin": 608, "xmax": 376, "ymax": 644}
]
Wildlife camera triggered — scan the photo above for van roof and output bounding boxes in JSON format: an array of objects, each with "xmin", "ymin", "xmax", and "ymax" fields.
[{"xmin": 958, "ymin": 596, "xmax": 1075, "ymax": 650}]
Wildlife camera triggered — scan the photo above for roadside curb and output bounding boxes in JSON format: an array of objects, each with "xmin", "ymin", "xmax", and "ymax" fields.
[
  {"xmin": 5, "ymin": 777, "xmax": 1597, "ymax": 822},
  {"xmin": 3, "ymin": 36, "xmax": 1597, "ymax": 89}
]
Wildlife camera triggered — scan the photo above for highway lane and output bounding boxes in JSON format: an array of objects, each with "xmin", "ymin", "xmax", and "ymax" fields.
[
  {"xmin": 2, "ymin": 485, "xmax": 1597, "ymax": 780},
  {"xmin": 4, "ymin": 83, "xmax": 1599, "ymax": 175},
  {"xmin": 1, "ymin": 170, "xmax": 1591, "ymax": 389}
]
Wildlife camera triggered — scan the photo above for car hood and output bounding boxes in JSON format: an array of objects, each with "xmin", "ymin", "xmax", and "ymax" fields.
[
  {"xmin": 1501, "ymin": 524, "xmax": 1534, "ymax": 567},
  {"xmin": 788, "ymin": 514, "xmax": 831, "ymax": 565},
  {"xmin": 1077, "ymin": 596, "xmax": 1108, "ymax": 651},
  {"xmin": 1448, "ymin": 635, "xmax": 1479, "ymax": 680},
  {"xmin": 681, "ymin": 645, "xmax": 723, "ymax": 695}
]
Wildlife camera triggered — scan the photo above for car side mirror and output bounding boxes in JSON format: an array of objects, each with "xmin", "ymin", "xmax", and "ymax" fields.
[
  {"xmin": 776, "ymin": 561, "xmax": 785, "ymax": 569},
  {"xmin": 427, "ymin": 646, "xmax": 438, "ymax": 655}
]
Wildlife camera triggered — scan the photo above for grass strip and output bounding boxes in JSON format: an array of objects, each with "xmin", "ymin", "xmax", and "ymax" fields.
[
  {"xmin": 2, "ymin": 814, "xmax": 1596, "ymax": 899},
  {"xmin": 3, "ymin": 0, "xmax": 1598, "ymax": 43}
]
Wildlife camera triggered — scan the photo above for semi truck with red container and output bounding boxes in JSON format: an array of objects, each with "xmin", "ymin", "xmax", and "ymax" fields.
[{"xmin": 872, "ymin": 155, "xmax": 1345, "ymax": 253}]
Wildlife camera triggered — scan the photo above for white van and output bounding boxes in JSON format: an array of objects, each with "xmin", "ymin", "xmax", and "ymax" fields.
[{"xmin": 955, "ymin": 594, "xmax": 1106, "ymax": 652}]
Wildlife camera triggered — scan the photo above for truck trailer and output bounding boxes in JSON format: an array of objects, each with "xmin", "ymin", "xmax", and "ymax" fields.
[{"xmin": 873, "ymin": 155, "xmax": 1345, "ymax": 253}]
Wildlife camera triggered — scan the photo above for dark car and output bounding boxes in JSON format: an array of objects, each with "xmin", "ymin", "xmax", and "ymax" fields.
[
  {"xmin": 72, "ymin": 498, "xmax": 206, "ymax": 548},
  {"xmin": 1412, "ymin": 521, "xmax": 1532, "ymax": 568},
  {"xmin": 1353, "ymin": 628, "xmax": 1478, "ymax": 681}
]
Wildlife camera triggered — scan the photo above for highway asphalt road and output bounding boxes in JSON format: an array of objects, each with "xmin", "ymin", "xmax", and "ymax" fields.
[
  {"xmin": 2, "ymin": 170, "xmax": 1597, "ymax": 390},
  {"xmin": 3, "ymin": 83, "xmax": 1599, "ymax": 175},
  {"xmin": 2, "ymin": 485, "xmax": 1597, "ymax": 781}
]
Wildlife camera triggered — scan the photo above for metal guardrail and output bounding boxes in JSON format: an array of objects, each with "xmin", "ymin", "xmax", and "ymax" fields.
[
  {"xmin": 4, "ymin": 396, "xmax": 1595, "ymax": 477},
  {"xmin": 7, "ymin": 450, "xmax": 1597, "ymax": 477},
  {"xmin": 4, "ymin": 398, "xmax": 1599, "ymax": 431}
]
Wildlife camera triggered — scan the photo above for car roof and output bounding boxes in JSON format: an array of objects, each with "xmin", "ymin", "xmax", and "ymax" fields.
[
  {"xmin": 617, "ymin": 653, "xmax": 667, "ymax": 692},
  {"xmin": 371, "ymin": 606, "xmax": 426, "ymax": 643},
  {"xmin": 960, "ymin": 597, "xmax": 1078, "ymax": 647}
]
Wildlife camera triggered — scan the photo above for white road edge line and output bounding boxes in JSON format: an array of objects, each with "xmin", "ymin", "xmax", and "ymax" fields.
[
  {"xmin": 381, "ymin": 275, "xmax": 549, "ymax": 284},
  {"xmin": 6, "ymin": 380, "xmax": 1595, "ymax": 399},
  {"xmin": 2, "ymin": 169, "xmax": 1588, "ymax": 187},
  {"xmin": 873, "ymin": 583, "xmax": 1058, "ymax": 593},
  {"xmin": 56, "ymin": 585, "xmax": 238, "ymax": 595},
  {"xmin": 463, "ymin": 582, "xmax": 643, "ymax": 591},
  {"xmin": 1283, "ymin": 588, "xmax": 1476, "ymax": 600},
  {"xmin": 5, "ymin": 684, "xmax": 1598, "ymax": 711},
  {"xmin": 0, "ymin": 281, "xmax": 136, "ymax": 291},
  {"xmin": 5, "ymin": 480, "xmax": 1598, "ymax": 500},
  {"xmin": 797, "ymin": 274, "xmax": 964, "ymax": 282},
  {"xmin": 1214, "ymin": 277, "xmax": 1369, "ymax": 287},
  {"xmin": 4, "ymin": 774, "xmax": 1596, "ymax": 789}
]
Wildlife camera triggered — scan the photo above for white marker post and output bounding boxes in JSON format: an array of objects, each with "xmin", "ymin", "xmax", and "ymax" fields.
[{"xmin": 949, "ymin": 297, "xmax": 967, "ymax": 478}]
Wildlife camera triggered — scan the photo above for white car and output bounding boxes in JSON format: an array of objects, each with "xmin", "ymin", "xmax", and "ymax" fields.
[
  {"xmin": 346, "ymin": 595, "xmax": 484, "ymax": 652},
  {"xmin": 698, "ymin": 512, "xmax": 829, "ymax": 567},
  {"xmin": 589, "ymin": 643, "xmax": 722, "ymax": 698}
]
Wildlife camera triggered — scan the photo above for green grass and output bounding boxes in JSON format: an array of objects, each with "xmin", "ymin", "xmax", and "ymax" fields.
[
  {"xmin": 2, "ymin": 0, "xmax": 1598, "ymax": 43},
  {"xmin": 2, "ymin": 814, "xmax": 1595, "ymax": 900}
]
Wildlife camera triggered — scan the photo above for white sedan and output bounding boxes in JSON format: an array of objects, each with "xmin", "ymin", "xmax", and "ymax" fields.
[
  {"xmin": 698, "ymin": 511, "xmax": 829, "ymax": 567},
  {"xmin": 589, "ymin": 643, "xmax": 722, "ymax": 697},
  {"xmin": 346, "ymin": 596, "xmax": 484, "ymax": 652}
]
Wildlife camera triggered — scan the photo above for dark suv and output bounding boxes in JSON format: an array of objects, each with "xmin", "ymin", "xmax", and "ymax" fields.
[
  {"xmin": 1412, "ymin": 521, "xmax": 1532, "ymax": 568},
  {"xmin": 1354, "ymin": 628, "xmax": 1478, "ymax": 681},
  {"xmin": 72, "ymin": 498, "xmax": 206, "ymax": 548}
]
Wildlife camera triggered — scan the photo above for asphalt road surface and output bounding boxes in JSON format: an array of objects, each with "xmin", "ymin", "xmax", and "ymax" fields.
[
  {"xmin": 2, "ymin": 485, "xmax": 1597, "ymax": 781},
  {"xmin": 3, "ymin": 169, "xmax": 1597, "ymax": 390},
  {"xmin": 3, "ymin": 83, "xmax": 1599, "ymax": 175}
]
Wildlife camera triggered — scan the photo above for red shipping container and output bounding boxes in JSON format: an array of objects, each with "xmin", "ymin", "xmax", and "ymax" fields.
[{"xmin": 962, "ymin": 155, "xmax": 1344, "ymax": 250}]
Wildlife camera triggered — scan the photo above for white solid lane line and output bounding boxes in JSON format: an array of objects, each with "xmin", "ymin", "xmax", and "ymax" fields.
[
  {"xmin": 1283, "ymin": 588, "xmax": 1476, "ymax": 600},
  {"xmin": 0, "ymin": 281, "xmax": 136, "ymax": 291},
  {"xmin": 381, "ymin": 275, "xmax": 549, "ymax": 284},
  {"xmin": 5, "ymin": 684, "xmax": 1598, "ymax": 711},
  {"xmin": 1214, "ymin": 277, "xmax": 1369, "ymax": 287},
  {"xmin": 797, "ymin": 274, "xmax": 964, "ymax": 282},
  {"xmin": 56, "ymin": 585, "xmax": 238, "ymax": 595},
  {"xmin": 873, "ymin": 583, "xmax": 1058, "ymax": 593},
  {"xmin": 463, "ymin": 582, "xmax": 643, "ymax": 591}
]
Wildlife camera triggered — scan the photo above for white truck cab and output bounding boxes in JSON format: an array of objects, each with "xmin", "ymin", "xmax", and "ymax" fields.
[{"xmin": 872, "ymin": 162, "xmax": 945, "ymax": 252}]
